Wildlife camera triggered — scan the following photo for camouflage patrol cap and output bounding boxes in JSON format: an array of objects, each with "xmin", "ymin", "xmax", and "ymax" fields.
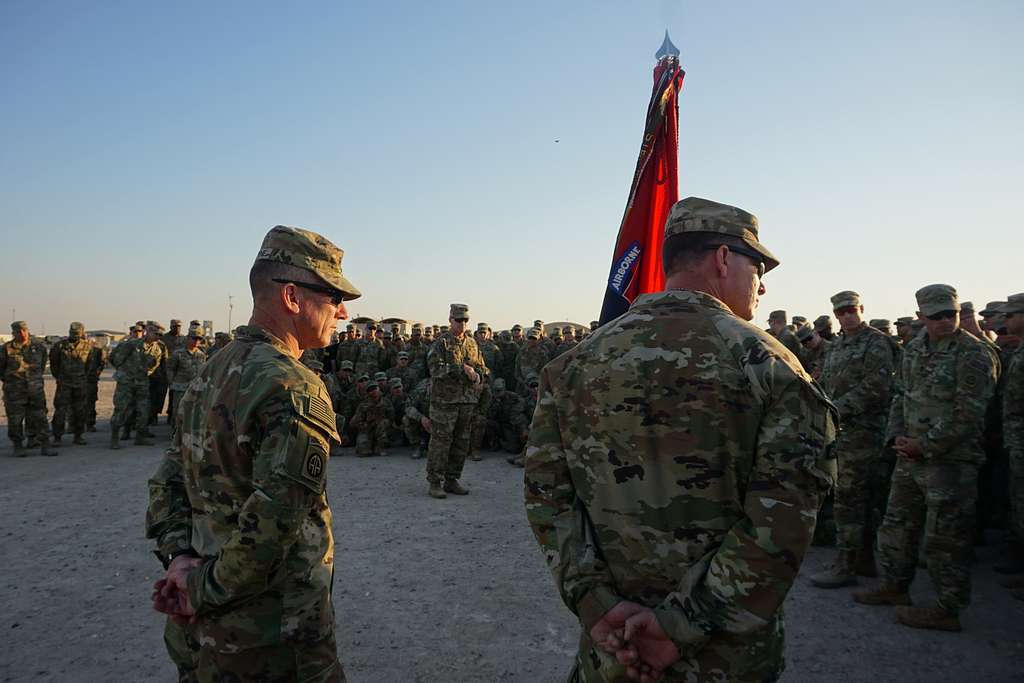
[
  {"xmin": 813, "ymin": 315, "xmax": 832, "ymax": 331},
  {"xmin": 795, "ymin": 323, "xmax": 815, "ymax": 343},
  {"xmin": 256, "ymin": 225, "xmax": 361, "ymax": 301},
  {"xmin": 69, "ymin": 321, "xmax": 85, "ymax": 334},
  {"xmin": 11, "ymin": 321, "xmax": 27, "ymax": 332},
  {"xmin": 869, "ymin": 319, "xmax": 892, "ymax": 332},
  {"xmin": 527, "ymin": 327, "xmax": 541, "ymax": 340},
  {"xmin": 768, "ymin": 310, "xmax": 787, "ymax": 322},
  {"xmin": 339, "ymin": 360, "xmax": 354, "ymax": 371},
  {"xmin": 915, "ymin": 284, "xmax": 959, "ymax": 316},
  {"xmin": 960, "ymin": 301, "xmax": 975, "ymax": 315},
  {"xmin": 792, "ymin": 316, "xmax": 807, "ymax": 326},
  {"xmin": 1003, "ymin": 293, "xmax": 1024, "ymax": 314},
  {"xmin": 305, "ymin": 359, "xmax": 324, "ymax": 372},
  {"xmin": 397, "ymin": 351, "xmax": 409, "ymax": 359},
  {"xmin": 411, "ymin": 323, "xmax": 422, "ymax": 333},
  {"xmin": 374, "ymin": 371, "xmax": 388, "ymax": 381},
  {"xmin": 439, "ymin": 325, "xmax": 449, "ymax": 333},
  {"xmin": 512, "ymin": 324, "xmax": 523, "ymax": 332},
  {"xmin": 561, "ymin": 326, "xmax": 572, "ymax": 334},
  {"xmin": 357, "ymin": 373, "xmax": 370, "ymax": 381},
  {"xmin": 830, "ymin": 291, "xmax": 861, "ymax": 310},
  {"xmin": 663, "ymin": 196, "xmax": 780, "ymax": 273},
  {"xmin": 450, "ymin": 303, "xmax": 469, "ymax": 320},
  {"xmin": 190, "ymin": 319, "xmax": 201, "ymax": 326},
  {"xmin": 493, "ymin": 378, "xmax": 506, "ymax": 391},
  {"xmin": 214, "ymin": 331, "xmax": 232, "ymax": 341},
  {"xmin": 895, "ymin": 316, "xmax": 915, "ymax": 328},
  {"xmin": 130, "ymin": 324, "xmax": 143, "ymax": 333},
  {"xmin": 169, "ymin": 319, "xmax": 182, "ymax": 327},
  {"xmin": 476, "ymin": 322, "xmax": 488, "ymax": 331},
  {"xmin": 188, "ymin": 328, "xmax": 204, "ymax": 339},
  {"xmin": 367, "ymin": 382, "xmax": 380, "ymax": 392},
  {"xmin": 979, "ymin": 301, "xmax": 1005, "ymax": 318},
  {"xmin": 388, "ymin": 377, "xmax": 403, "ymax": 388},
  {"xmin": 366, "ymin": 321, "xmax": 377, "ymax": 330},
  {"xmin": 346, "ymin": 323, "xmax": 355, "ymax": 331},
  {"xmin": 534, "ymin": 319, "xmax": 544, "ymax": 327}
]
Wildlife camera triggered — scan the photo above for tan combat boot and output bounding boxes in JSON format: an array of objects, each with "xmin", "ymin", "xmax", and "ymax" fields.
[
  {"xmin": 428, "ymin": 482, "xmax": 447, "ymax": 499},
  {"xmin": 443, "ymin": 480, "xmax": 469, "ymax": 495},
  {"xmin": 894, "ymin": 605, "xmax": 961, "ymax": 632},
  {"xmin": 809, "ymin": 551, "xmax": 858, "ymax": 588},
  {"xmin": 852, "ymin": 584, "xmax": 912, "ymax": 606}
]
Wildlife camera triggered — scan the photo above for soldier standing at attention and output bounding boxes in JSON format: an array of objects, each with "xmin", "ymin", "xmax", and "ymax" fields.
[
  {"xmin": 84, "ymin": 340, "xmax": 107, "ymax": 433},
  {"xmin": 49, "ymin": 321, "xmax": 94, "ymax": 448},
  {"xmin": 766, "ymin": 309, "xmax": 802, "ymax": 358},
  {"xmin": 147, "ymin": 322, "xmax": 171, "ymax": 425},
  {"xmin": 0, "ymin": 321, "xmax": 51, "ymax": 456},
  {"xmin": 146, "ymin": 225, "xmax": 359, "ymax": 682},
  {"xmin": 425, "ymin": 303, "xmax": 488, "ymax": 499},
  {"xmin": 525, "ymin": 197, "xmax": 837, "ymax": 683},
  {"xmin": 811, "ymin": 291, "xmax": 897, "ymax": 588},
  {"xmin": 999, "ymin": 294, "xmax": 1024, "ymax": 593},
  {"xmin": 166, "ymin": 328, "xmax": 207, "ymax": 451},
  {"xmin": 854, "ymin": 285, "xmax": 997, "ymax": 632},
  {"xmin": 109, "ymin": 323, "xmax": 163, "ymax": 448}
]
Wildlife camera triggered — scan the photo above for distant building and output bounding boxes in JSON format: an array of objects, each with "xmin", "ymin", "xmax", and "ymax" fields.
[{"xmin": 87, "ymin": 329, "xmax": 127, "ymax": 349}]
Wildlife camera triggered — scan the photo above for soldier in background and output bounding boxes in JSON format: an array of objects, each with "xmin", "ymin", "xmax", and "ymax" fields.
[
  {"xmin": 507, "ymin": 373, "xmax": 540, "ymax": 468},
  {"xmin": 163, "ymin": 320, "xmax": 186, "ymax": 357},
  {"xmin": 514, "ymin": 328, "xmax": 548, "ymax": 393},
  {"xmin": 474, "ymin": 323, "xmax": 502, "ymax": 384},
  {"xmin": 84, "ymin": 339, "xmax": 107, "ymax": 432},
  {"xmin": 0, "ymin": 321, "xmax": 51, "ymax": 456},
  {"xmin": 814, "ymin": 314, "xmax": 836, "ymax": 341},
  {"xmin": 110, "ymin": 323, "xmax": 163, "ymax": 448},
  {"xmin": 869, "ymin": 318, "xmax": 894, "ymax": 336},
  {"xmin": 525, "ymin": 197, "xmax": 836, "ymax": 682},
  {"xmin": 999, "ymin": 294, "xmax": 1024, "ymax": 590},
  {"xmin": 425, "ymin": 303, "xmax": 487, "ymax": 499},
  {"xmin": 387, "ymin": 378, "xmax": 407, "ymax": 447},
  {"xmin": 556, "ymin": 326, "xmax": 577, "ymax": 356},
  {"xmin": 166, "ymin": 328, "xmax": 207, "ymax": 451},
  {"xmin": 207, "ymin": 332, "xmax": 233, "ymax": 358},
  {"xmin": 895, "ymin": 316, "xmax": 916, "ymax": 345},
  {"xmin": 49, "ymin": 321, "xmax": 94, "ymax": 447},
  {"xmin": 147, "ymin": 322, "xmax": 171, "ymax": 426},
  {"xmin": 486, "ymin": 378, "xmax": 526, "ymax": 455},
  {"xmin": 351, "ymin": 382, "xmax": 392, "ymax": 457},
  {"xmin": 812, "ymin": 291, "xmax": 896, "ymax": 589},
  {"xmin": 795, "ymin": 321, "xmax": 830, "ymax": 379},
  {"xmin": 767, "ymin": 309, "xmax": 802, "ymax": 357},
  {"xmin": 855, "ymin": 285, "xmax": 997, "ymax": 632},
  {"xmin": 404, "ymin": 377, "xmax": 432, "ymax": 460},
  {"xmin": 510, "ymin": 324, "xmax": 525, "ymax": 347},
  {"xmin": 404, "ymin": 324, "xmax": 429, "ymax": 380}
]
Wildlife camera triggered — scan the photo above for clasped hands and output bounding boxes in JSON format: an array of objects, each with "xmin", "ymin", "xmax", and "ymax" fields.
[
  {"xmin": 151, "ymin": 555, "xmax": 202, "ymax": 625},
  {"xmin": 590, "ymin": 602, "xmax": 680, "ymax": 683},
  {"xmin": 893, "ymin": 436, "xmax": 922, "ymax": 459}
]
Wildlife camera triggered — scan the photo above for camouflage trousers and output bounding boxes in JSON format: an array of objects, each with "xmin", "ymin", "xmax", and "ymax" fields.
[
  {"xmin": 111, "ymin": 380, "xmax": 150, "ymax": 432},
  {"xmin": 425, "ymin": 403, "xmax": 474, "ymax": 484},
  {"xmin": 164, "ymin": 618, "xmax": 200, "ymax": 683},
  {"xmin": 195, "ymin": 634, "xmax": 345, "ymax": 683},
  {"xmin": 52, "ymin": 381, "xmax": 88, "ymax": 438},
  {"xmin": 833, "ymin": 426, "xmax": 886, "ymax": 553},
  {"xmin": 355, "ymin": 420, "xmax": 390, "ymax": 456},
  {"xmin": 3, "ymin": 383, "xmax": 48, "ymax": 446},
  {"xmin": 490, "ymin": 419, "xmax": 524, "ymax": 454},
  {"xmin": 1010, "ymin": 449, "xmax": 1024, "ymax": 544},
  {"xmin": 169, "ymin": 390, "xmax": 188, "ymax": 447},
  {"xmin": 402, "ymin": 415, "xmax": 429, "ymax": 450},
  {"xmin": 877, "ymin": 458, "xmax": 978, "ymax": 614},
  {"xmin": 85, "ymin": 380, "xmax": 99, "ymax": 428}
]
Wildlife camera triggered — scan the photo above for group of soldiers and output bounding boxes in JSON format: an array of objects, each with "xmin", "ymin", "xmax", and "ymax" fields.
[
  {"xmin": 761, "ymin": 289, "xmax": 1024, "ymax": 628},
  {"xmin": 0, "ymin": 319, "xmax": 233, "ymax": 456},
  {"xmin": 294, "ymin": 316, "xmax": 599, "ymax": 469}
]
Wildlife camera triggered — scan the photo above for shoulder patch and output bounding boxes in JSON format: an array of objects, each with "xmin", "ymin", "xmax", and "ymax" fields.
[{"xmin": 303, "ymin": 439, "xmax": 327, "ymax": 483}]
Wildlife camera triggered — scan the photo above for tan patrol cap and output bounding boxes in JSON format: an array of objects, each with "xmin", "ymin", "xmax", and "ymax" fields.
[
  {"xmin": 960, "ymin": 301, "xmax": 975, "ymax": 315},
  {"xmin": 869, "ymin": 319, "xmax": 891, "ymax": 330},
  {"xmin": 1003, "ymin": 293, "xmax": 1024, "ymax": 314},
  {"xmin": 450, "ymin": 303, "xmax": 469, "ymax": 320},
  {"xmin": 256, "ymin": 225, "xmax": 361, "ymax": 301},
  {"xmin": 11, "ymin": 321, "xmax": 27, "ymax": 332},
  {"xmin": 813, "ymin": 315, "xmax": 832, "ymax": 331},
  {"xmin": 830, "ymin": 291, "xmax": 861, "ymax": 310},
  {"xmin": 795, "ymin": 322, "xmax": 814, "ymax": 342},
  {"xmin": 526, "ymin": 327, "xmax": 541, "ymax": 340},
  {"xmin": 915, "ymin": 284, "xmax": 960, "ymax": 316},
  {"xmin": 663, "ymin": 196, "xmax": 780, "ymax": 273},
  {"xmin": 769, "ymin": 310, "xmax": 787, "ymax": 321}
]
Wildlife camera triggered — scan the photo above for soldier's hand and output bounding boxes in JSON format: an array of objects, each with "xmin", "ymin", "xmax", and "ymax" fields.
[
  {"xmin": 590, "ymin": 601, "xmax": 646, "ymax": 655},
  {"xmin": 618, "ymin": 608, "xmax": 679, "ymax": 681},
  {"xmin": 463, "ymin": 364, "xmax": 479, "ymax": 382},
  {"xmin": 421, "ymin": 417, "xmax": 432, "ymax": 433},
  {"xmin": 894, "ymin": 436, "xmax": 922, "ymax": 459}
]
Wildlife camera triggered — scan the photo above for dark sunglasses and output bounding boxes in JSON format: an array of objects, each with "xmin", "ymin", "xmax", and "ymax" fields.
[
  {"xmin": 1004, "ymin": 312, "xmax": 1016, "ymax": 319},
  {"xmin": 272, "ymin": 278, "xmax": 345, "ymax": 305},
  {"xmin": 452, "ymin": 318, "xmax": 469, "ymax": 323},
  {"xmin": 925, "ymin": 310, "xmax": 957, "ymax": 321},
  {"xmin": 705, "ymin": 245, "xmax": 765, "ymax": 279},
  {"xmin": 834, "ymin": 306, "xmax": 859, "ymax": 316}
]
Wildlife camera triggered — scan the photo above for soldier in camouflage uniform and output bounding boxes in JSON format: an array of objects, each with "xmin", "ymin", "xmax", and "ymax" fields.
[
  {"xmin": 147, "ymin": 322, "xmax": 171, "ymax": 425},
  {"xmin": 795, "ymin": 322, "xmax": 830, "ymax": 379},
  {"xmin": 207, "ymin": 332, "xmax": 232, "ymax": 359},
  {"xmin": 84, "ymin": 341, "xmax": 107, "ymax": 432},
  {"xmin": 386, "ymin": 352, "xmax": 418, "ymax": 394},
  {"xmin": 0, "ymin": 321, "xmax": 51, "ymax": 456},
  {"xmin": 514, "ymin": 328, "xmax": 548, "ymax": 393},
  {"xmin": 166, "ymin": 329, "xmax": 207, "ymax": 451},
  {"xmin": 145, "ymin": 225, "xmax": 359, "ymax": 681},
  {"xmin": 811, "ymin": 291, "xmax": 897, "ymax": 588},
  {"xmin": 164, "ymin": 320, "xmax": 186, "ymax": 356},
  {"xmin": 110, "ymin": 324, "xmax": 164, "ymax": 448},
  {"xmin": 49, "ymin": 321, "xmax": 95, "ymax": 447},
  {"xmin": 895, "ymin": 316, "xmax": 916, "ymax": 345},
  {"xmin": 766, "ymin": 309, "xmax": 802, "ymax": 358},
  {"xmin": 404, "ymin": 377, "xmax": 432, "ymax": 459},
  {"xmin": 556, "ymin": 326, "xmax": 578, "ymax": 356},
  {"xmin": 404, "ymin": 324, "xmax": 430, "ymax": 381},
  {"xmin": 854, "ymin": 285, "xmax": 997, "ymax": 632},
  {"xmin": 351, "ymin": 382, "xmax": 393, "ymax": 456},
  {"xmin": 507, "ymin": 373, "xmax": 539, "ymax": 467},
  {"xmin": 814, "ymin": 314, "xmax": 836, "ymax": 341},
  {"xmin": 352, "ymin": 323, "xmax": 385, "ymax": 379},
  {"xmin": 387, "ymin": 377, "xmax": 407, "ymax": 446},
  {"xmin": 998, "ymin": 294, "xmax": 1024, "ymax": 591},
  {"xmin": 486, "ymin": 377, "xmax": 527, "ymax": 454},
  {"xmin": 525, "ymin": 197, "xmax": 837, "ymax": 683},
  {"xmin": 510, "ymin": 324, "xmax": 525, "ymax": 347},
  {"xmin": 425, "ymin": 303, "xmax": 488, "ymax": 499}
]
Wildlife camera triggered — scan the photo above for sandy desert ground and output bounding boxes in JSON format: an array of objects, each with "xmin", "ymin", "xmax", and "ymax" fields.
[{"xmin": 1, "ymin": 373, "xmax": 1022, "ymax": 682}]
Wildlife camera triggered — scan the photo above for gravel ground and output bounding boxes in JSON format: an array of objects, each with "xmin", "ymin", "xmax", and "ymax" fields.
[{"xmin": 1, "ymin": 375, "xmax": 1022, "ymax": 682}]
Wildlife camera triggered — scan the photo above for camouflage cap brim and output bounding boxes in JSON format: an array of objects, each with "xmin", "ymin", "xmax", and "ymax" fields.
[{"xmin": 256, "ymin": 225, "xmax": 362, "ymax": 301}]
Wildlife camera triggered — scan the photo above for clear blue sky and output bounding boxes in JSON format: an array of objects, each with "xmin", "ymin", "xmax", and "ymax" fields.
[{"xmin": 2, "ymin": 1, "xmax": 1021, "ymax": 335}]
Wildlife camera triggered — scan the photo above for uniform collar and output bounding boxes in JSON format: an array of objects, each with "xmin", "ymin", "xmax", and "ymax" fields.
[
  {"xmin": 235, "ymin": 324, "xmax": 293, "ymax": 356},
  {"xmin": 634, "ymin": 289, "xmax": 734, "ymax": 314}
]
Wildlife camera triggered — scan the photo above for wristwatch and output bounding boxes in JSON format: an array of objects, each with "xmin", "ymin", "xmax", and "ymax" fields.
[{"xmin": 154, "ymin": 548, "xmax": 198, "ymax": 570}]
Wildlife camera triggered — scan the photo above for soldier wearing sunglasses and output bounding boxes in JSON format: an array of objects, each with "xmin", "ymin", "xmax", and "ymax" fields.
[
  {"xmin": 1000, "ymin": 294, "xmax": 1024, "ymax": 589},
  {"xmin": 855, "ymin": 284, "xmax": 998, "ymax": 632}
]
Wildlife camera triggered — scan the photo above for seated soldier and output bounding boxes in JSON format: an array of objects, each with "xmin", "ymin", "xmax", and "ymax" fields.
[
  {"xmin": 403, "ymin": 377, "xmax": 432, "ymax": 460},
  {"xmin": 350, "ymin": 383, "xmax": 393, "ymax": 457},
  {"xmin": 387, "ymin": 377, "xmax": 407, "ymax": 446}
]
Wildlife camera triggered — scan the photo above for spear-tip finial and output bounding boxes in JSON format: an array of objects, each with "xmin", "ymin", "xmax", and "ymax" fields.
[{"xmin": 655, "ymin": 30, "xmax": 679, "ymax": 60}]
